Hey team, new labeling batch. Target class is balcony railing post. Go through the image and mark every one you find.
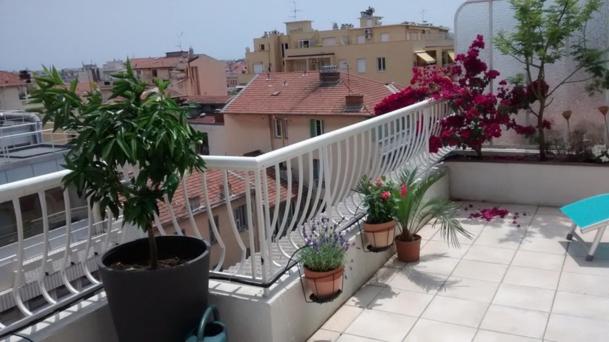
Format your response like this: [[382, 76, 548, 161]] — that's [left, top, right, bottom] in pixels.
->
[[253, 169, 271, 283], [321, 145, 333, 218]]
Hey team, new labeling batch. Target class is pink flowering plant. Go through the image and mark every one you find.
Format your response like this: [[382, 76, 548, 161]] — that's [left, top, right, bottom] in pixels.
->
[[375, 35, 536, 158], [356, 176, 397, 224], [394, 167, 471, 246]]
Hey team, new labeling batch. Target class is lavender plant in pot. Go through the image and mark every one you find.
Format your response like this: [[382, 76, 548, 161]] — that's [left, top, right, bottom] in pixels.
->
[[394, 167, 471, 262], [31, 63, 208, 342], [300, 217, 349, 301], [356, 176, 397, 251]]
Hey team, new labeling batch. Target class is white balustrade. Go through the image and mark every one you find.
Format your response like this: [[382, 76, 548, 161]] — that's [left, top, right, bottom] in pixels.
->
[[0, 99, 451, 335]]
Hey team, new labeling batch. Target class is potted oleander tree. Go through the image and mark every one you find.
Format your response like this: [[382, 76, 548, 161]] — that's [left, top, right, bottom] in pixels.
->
[[394, 167, 471, 262], [356, 176, 397, 250], [300, 217, 349, 301], [31, 62, 209, 342]]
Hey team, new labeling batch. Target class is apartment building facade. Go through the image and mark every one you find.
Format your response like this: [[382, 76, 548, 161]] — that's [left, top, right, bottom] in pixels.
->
[[220, 69, 398, 156], [244, 8, 454, 86], [0, 71, 25, 110], [132, 51, 227, 99]]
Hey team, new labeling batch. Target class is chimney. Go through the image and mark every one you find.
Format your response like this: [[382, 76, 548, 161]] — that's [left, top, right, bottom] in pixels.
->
[[319, 65, 340, 85], [345, 94, 364, 111]]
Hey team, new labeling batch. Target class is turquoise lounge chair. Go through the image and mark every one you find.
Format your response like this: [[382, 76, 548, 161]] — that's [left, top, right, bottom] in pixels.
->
[[561, 193, 609, 261]]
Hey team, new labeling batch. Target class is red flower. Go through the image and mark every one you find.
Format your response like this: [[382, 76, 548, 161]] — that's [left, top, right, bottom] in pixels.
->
[[486, 70, 500, 79], [429, 136, 442, 153], [400, 184, 408, 198], [380, 191, 391, 201]]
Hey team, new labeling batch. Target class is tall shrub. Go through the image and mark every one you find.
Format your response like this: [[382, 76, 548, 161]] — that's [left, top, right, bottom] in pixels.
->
[[495, 0, 609, 160], [31, 62, 206, 269]]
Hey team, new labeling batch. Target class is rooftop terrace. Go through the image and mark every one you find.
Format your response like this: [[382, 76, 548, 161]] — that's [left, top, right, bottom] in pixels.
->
[[310, 202, 609, 342]]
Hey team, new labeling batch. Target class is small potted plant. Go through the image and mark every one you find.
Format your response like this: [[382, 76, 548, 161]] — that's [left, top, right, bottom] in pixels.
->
[[356, 176, 397, 251], [300, 216, 349, 301], [394, 167, 471, 262], [32, 62, 209, 341]]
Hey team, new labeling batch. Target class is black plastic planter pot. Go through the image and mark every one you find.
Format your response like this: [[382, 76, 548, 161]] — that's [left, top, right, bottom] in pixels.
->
[[99, 235, 210, 342]]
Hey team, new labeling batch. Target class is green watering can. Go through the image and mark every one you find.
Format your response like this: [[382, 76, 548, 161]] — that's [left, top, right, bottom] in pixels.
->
[[185, 305, 227, 342]]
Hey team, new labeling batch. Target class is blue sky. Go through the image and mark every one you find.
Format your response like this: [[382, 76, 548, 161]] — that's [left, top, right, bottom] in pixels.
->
[[0, 0, 465, 71]]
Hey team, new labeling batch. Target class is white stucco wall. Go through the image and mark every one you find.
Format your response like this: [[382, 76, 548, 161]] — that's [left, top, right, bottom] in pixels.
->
[[447, 160, 609, 206], [455, 0, 609, 147], [191, 123, 229, 156], [0, 87, 23, 110], [222, 113, 368, 156]]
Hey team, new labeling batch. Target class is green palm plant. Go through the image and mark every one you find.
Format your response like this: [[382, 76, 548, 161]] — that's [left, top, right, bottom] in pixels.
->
[[395, 167, 471, 246]]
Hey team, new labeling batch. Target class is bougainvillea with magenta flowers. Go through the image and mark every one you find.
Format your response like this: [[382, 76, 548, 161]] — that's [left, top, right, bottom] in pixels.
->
[[374, 35, 537, 157]]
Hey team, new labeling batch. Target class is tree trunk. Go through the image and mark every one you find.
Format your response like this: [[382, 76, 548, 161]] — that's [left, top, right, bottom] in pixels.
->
[[147, 226, 159, 269], [474, 147, 483, 159], [537, 101, 547, 161]]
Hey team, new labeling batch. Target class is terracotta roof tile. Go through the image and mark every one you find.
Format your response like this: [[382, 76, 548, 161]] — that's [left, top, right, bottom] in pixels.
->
[[0, 71, 24, 88], [156, 169, 294, 225], [131, 56, 182, 69], [223, 72, 396, 116], [188, 115, 223, 125]]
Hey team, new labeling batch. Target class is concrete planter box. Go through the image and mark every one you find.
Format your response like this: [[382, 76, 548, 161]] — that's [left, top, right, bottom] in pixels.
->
[[446, 160, 609, 206]]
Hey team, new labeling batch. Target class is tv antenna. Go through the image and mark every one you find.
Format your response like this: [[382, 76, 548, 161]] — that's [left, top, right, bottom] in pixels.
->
[[421, 9, 427, 23], [289, 0, 301, 20], [176, 32, 184, 50]]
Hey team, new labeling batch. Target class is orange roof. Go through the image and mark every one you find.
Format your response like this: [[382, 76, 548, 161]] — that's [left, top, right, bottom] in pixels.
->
[[0, 71, 24, 88], [131, 56, 182, 69], [156, 169, 294, 225], [74, 82, 98, 96], [189, 115, 223, 125], [223, 72, 396, 116]]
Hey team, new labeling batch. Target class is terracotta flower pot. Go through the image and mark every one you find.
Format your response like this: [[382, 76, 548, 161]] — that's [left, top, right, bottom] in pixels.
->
[[395, 235, 422, 263], [303, 266, 344, 299], [363, 220, 395, 250]]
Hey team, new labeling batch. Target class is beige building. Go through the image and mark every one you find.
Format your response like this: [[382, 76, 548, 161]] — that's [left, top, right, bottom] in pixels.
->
[[244, 8, 454, 86], [0, 71, 25, 110], [220, 69, 398, 156], [132, 51, 227, 99]]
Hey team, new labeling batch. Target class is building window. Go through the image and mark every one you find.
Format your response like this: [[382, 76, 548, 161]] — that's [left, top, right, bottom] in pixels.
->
[[310, 119, 325, 137], [260, 44, 265, 51], [253, 63, 264, 74], [313, 159, 320, 181], [298, 40, 310, 48], [380, 33, 390, 42], [338, 59, 348, 71], [188, 196, 201, 211], [356, 58, 366, 73], [377, 57, 386, 71], [233, 205, 248, 232], [356, 35, 365, 44], [322, 37, 336, 46], [273, 118, 287, 138], [152, 69, 158, 78], [208, 215, 219, 244]]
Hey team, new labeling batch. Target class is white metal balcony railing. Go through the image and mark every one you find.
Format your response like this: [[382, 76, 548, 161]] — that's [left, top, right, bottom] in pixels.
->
[[0, 122, 73, 162], [0, 99, 450, 336]]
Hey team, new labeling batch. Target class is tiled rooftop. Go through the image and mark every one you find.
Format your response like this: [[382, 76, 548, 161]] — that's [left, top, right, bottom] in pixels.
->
[[0, 71, 23, 88], [223, 72, 398, 116], [309, 202, 609, 342]]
